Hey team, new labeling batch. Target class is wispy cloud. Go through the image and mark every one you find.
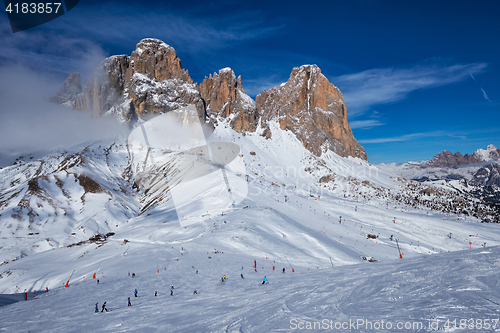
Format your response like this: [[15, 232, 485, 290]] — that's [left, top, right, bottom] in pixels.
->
[[0, 18, 106, 81], [359, 131, 461, 144], [63, 3, 284, 53], [0, 3, 284, 82], [0, 65, 128, 156], [470, 72, 493, 103], [350, 119, 384, 129], [332, 62, 488, 117], [481, 87, 492, 102]]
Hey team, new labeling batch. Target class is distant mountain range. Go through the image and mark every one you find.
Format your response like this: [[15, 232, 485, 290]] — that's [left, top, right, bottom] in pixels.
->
[[379, 144, 500, 204]]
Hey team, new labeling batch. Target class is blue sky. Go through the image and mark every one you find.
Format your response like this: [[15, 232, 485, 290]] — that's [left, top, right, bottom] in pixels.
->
[[1, 0, 499, 163]]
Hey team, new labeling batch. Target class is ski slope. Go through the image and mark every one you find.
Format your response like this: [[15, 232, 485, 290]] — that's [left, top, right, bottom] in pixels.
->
[[2, 245, 500, 332], [1, 114, 500, 331]]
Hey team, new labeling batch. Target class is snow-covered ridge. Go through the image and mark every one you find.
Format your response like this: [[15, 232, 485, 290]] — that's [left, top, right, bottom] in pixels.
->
[[474, 144, 500, 162], [1, 115, 498, 295]]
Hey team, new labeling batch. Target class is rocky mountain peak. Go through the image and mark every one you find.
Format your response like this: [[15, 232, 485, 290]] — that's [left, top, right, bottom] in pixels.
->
[[55, 40, 366, 160], [126, 38, 192, 84], [255, 64, 366, 159], [73, 55, 130, 117], [473, 144, 500, 162], [428, 150, 480, 167], [199, 67, 257, 132], [52, 72, 82, 108], [427, 145, 500, 168]]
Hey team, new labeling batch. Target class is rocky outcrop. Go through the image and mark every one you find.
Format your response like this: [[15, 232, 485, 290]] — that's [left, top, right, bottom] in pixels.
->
[[56, 40, 366, 160], [428, 150, 480, 168], [473, 144, 500, 162], [67, 39, 204, 120], [52, 73, 82, 108], [124, 39, 205, 119], [426, 145, 500, 168], [472, 164, 500, 186], [255, 65, 366, 159], [126, 39, 192, 83], [200, 68, 258, 132], [75, 55, 129, 118]]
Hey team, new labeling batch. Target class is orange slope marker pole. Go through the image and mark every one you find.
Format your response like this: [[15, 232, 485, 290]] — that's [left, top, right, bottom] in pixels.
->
[[93, 263, 101, 279]]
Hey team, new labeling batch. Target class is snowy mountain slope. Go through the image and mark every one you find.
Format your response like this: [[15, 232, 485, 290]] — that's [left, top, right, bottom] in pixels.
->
[[0, 141, 139, 266], [2, 242, 500, 332], [379, 145, 500, 208], [1, 113, 500, 297], [379, 144, 500, 181]]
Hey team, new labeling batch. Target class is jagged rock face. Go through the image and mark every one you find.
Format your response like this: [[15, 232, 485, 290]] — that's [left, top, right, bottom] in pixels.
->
[[69, 39, 204, 120], [472, 164, 500, 186], [428, 150, 480, 168], [57, 41, 366, 160], [473, 144, 500, 162], [200, 68, 258, 132], [126, 38, 192, 83], [52, 73, 82, 108], [75, 55, 130, 118], [124, 39, 205, 119], [255, 65, 366, 159]]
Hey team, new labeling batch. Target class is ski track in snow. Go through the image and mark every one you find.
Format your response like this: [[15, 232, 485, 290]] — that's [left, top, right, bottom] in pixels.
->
[[2, 248, 500, 332], [1, 121, 500, 331]]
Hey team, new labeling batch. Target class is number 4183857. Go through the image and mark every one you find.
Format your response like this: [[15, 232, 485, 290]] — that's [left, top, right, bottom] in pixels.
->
[[5, 3, 61, 14], [444, 318, 499, 330]]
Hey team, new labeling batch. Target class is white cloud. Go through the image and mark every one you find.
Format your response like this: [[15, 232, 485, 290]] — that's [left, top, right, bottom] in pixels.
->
[[359, 131, 458, 144], [481, 87, 492, 102], [350, 119, 384, 129], [0, 65, 128, 157], [332, 62, 488, 117]]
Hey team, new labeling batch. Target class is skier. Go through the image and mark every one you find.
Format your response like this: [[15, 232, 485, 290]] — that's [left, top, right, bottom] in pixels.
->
[[128, 297, 131, 307], [171, 285, 174, 290], [97, 279, 99, 284], [95, 302, 98, 313], [134, 289, 138, 297], [240, 273, 244, 279], [193, 289, 197, 294], [132, 273, 135, 278], [282, 268, 285, 273], [101, 301, 108, 312], [262, 276, 267, 285], [170, 289, 173, 296], [155, 290, 157, 297]]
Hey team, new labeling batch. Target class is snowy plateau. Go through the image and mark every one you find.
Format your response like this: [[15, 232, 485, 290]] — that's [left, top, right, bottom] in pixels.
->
[[1, 115, 500, 332]]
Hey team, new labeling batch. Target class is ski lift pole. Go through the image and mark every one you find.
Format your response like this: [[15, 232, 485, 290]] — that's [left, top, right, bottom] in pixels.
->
[[395, 239, 402, 259], [65, 270, 75, 288], [69, 269, 75, 282], [284, 254, 294, 272]]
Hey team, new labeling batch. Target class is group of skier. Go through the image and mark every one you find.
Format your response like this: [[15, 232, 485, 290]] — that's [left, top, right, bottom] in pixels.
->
[[94, 268, 280, 312], [95, 302, 108, 313]]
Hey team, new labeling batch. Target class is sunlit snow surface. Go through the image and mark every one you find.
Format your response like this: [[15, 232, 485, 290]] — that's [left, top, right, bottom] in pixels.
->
[[2, 246, 500, 332], [1, 112, 500, 332]]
